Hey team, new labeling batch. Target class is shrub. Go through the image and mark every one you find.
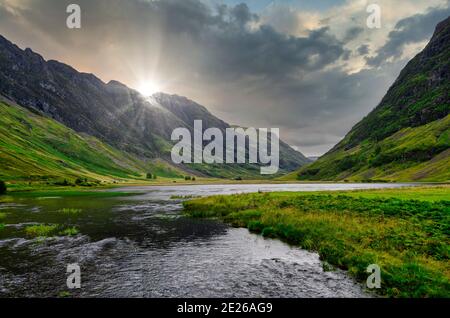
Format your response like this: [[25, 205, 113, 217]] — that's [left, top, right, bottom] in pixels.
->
[[54, 179, 71, 186], [146, 173, 153, 179], [75, 177, 88, 185], [0, 181, 6, 194]]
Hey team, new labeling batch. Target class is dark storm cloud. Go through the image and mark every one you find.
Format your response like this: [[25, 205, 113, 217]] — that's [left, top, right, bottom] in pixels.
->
[[146, 1, 349, 79], [0, 0, 348, 78], [367, 3, 450, 66], [201, 25, 348, 80], [357, 44, 370, 56], [342, 26, 364, 43], [229, 2, 259, 26]]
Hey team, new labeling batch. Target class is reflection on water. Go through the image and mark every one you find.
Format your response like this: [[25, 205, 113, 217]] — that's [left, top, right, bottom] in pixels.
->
[[0, 183, 415, 297]]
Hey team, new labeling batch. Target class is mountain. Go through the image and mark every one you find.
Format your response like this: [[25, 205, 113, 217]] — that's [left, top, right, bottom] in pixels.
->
[[291, 16, 450, 182], [153, 93, 310, 176], [0, 34, 309, 180], [0, 96, 184, 183]]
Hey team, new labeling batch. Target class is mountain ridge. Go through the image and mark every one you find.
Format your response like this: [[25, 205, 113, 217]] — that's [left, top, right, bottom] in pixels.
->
[[0, 34, 309, 179], [290, 16, 449, 182]]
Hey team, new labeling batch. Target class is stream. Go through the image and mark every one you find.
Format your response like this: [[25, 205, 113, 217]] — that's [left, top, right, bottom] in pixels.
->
[[0, 183, 416, 297]]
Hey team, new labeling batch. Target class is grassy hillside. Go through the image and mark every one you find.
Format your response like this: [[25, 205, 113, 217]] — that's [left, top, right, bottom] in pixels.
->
[[289, 17, 450, 182], [0, 101, 183, 183], [0, 34, 309, 179], [183, 186, 450, 297], [286, 115, 449, 182]]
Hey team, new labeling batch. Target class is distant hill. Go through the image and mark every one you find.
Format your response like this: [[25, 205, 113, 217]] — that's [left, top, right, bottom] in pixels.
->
[[0, 35, 309, 180], [291, 16, 450, 182]]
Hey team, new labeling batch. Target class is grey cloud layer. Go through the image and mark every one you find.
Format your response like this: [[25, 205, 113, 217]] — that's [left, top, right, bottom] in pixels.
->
[[367, 2, 450, 66], [0, 0, 447, 155]]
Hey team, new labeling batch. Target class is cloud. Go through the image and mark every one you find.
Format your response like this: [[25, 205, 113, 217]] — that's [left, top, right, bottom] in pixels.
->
[[342, 26, 364, 43], [367, 3, 450, 66], [0, 0, 448, 156], [356, 44, 370, 56]]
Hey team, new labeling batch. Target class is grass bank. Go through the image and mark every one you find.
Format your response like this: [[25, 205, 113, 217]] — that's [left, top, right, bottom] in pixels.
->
[[0, 185, 144, 202], [183, 186, 450, 297]]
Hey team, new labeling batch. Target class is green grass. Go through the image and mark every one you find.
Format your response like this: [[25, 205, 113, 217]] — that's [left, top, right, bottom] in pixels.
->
[[58, 291, 72, 298], [289, 115, 449, 182], [342, 186, 450, 202], [24, 224, 59, 238], [0, 101, 185, 184], [0, 100, 294, 182], [58, 208, 82, 214], [58, 227, 79, 236], [8, 189, 140, 198], [183, 186, 450, 297], [24, 224, 79, 238]]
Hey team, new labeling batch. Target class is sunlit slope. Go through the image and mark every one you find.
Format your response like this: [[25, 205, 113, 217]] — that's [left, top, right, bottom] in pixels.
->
[[0, 101, 181, 182]]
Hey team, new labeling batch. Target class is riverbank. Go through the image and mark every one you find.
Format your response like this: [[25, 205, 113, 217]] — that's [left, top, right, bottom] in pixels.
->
[[183, 185, 450, 297], [6, 177, 447, 195]]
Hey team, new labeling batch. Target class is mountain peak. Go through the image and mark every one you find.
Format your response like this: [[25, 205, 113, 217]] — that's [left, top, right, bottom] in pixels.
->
[[434, 15, 450, 36]]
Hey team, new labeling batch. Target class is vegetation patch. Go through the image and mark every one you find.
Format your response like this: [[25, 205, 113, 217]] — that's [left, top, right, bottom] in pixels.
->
[[292, 114, 450, 182], [0, 180, 6, 194], [58, 208, 83, 214], [24, 224, 79, 238], [24, 224, 59, 238], [183, 187, 450, 297], [58, 227, 79, 236], [9, 190, 140, 198], [170, 195, 199, 199]]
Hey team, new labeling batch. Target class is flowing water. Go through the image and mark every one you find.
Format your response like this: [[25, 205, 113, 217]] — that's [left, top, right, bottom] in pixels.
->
[[0, 183, 416, 298]]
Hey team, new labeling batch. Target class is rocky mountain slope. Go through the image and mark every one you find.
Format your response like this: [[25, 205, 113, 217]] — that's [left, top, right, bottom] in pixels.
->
[[0, 35, 309, 179], [291, 16, 450, 182]]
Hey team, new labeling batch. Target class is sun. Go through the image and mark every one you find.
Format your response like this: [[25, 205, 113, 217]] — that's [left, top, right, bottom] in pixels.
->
[[137, 81, 160, 96]]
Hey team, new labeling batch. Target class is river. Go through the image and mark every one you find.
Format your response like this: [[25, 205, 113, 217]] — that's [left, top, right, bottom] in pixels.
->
[[0, 183, 416, 297]]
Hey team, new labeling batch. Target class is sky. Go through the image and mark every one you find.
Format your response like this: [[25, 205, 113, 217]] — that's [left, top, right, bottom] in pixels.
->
[[0, 0, 449, 156]]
